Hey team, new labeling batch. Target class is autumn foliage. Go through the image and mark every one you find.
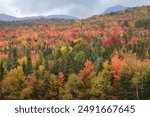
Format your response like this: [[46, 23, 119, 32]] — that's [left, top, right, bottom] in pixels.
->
[[0, 5, 150, 100], [112, 55, 122, 81]]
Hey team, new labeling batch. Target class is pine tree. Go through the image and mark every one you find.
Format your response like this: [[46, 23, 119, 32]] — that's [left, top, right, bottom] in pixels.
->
[[25, 46, 33, 76], [22, 62, 26, 74], [7, 43, 13, 71], [95, 56, 103, 75], [0, 62, 4, 80], [13, 47, 19, 69], [44, 56, 49, 71], [74, 51, 85, 73]]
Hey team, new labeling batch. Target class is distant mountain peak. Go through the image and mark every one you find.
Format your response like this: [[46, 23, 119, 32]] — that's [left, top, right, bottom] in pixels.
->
[[103, 4, 127, 14]]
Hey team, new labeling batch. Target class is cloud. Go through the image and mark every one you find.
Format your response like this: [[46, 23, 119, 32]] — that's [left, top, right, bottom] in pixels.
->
[[0, 0, 150, 18], [9, 0, 100, 18]]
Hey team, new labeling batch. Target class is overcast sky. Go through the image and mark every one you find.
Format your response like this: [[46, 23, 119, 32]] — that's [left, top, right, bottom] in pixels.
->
[[0, 0, 150, 18]]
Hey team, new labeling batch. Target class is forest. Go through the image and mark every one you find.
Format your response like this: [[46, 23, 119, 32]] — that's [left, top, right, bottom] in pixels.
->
[[0, 6, 150, 100]]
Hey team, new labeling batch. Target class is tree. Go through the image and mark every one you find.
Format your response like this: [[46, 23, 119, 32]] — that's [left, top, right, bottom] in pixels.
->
[[78, 60, 95, 99], [131, 61, 150, 100], [122, 20, 129, 27], [95, 56, 103, 75], [112, 55, 121, 82], [7, 43, 13, 71], [131, 71, 141, 100], [2, 66, 25, 99], [119, 53, 141, 99], [44, 56, 49, 71], [79, 60, 94, 77], [44, 74, 60, 99], [21, 73, 45, 99], [0, 62, 4, 99], [58, 72, 65, 86], [59, 74, 84, 99], [60, 45, 74, 78], [135, 19, 150, 29], [74, 51, 85, 73], [0, 62, 4, 80], [25, 46, 33, 76], [13, 47, 19, 69], [90, 61, 113, 99], [7, 45, 19, 71], [44, 47, 51, 71], [141, 62, 150, 99]]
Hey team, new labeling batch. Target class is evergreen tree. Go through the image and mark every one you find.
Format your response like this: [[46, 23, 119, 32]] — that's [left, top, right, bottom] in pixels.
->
[[74, 51, 85, 73], [0, 62, 4, 80], [7, 43, 13, 71], [25, 46, 33, 76], [13, 47, 19, 69], [44, 56, 49, 71], [95, 56, 103, 75], [22, 62, 26, 74]]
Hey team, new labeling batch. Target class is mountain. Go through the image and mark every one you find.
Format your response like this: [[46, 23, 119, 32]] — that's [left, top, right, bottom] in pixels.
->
[[0, 14, 78, 21], [103, 5, 127, 14], [0, 13, 19, 21], [46, 15, 78, 20], [20, 15, 78, 21]]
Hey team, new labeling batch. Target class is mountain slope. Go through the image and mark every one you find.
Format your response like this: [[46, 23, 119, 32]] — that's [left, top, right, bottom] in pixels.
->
[[0, 13, 19, 21], [103, 5, 127, 14]]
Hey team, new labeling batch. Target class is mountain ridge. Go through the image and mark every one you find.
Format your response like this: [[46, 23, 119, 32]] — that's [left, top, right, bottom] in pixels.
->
[[0, 14, 79, 21]]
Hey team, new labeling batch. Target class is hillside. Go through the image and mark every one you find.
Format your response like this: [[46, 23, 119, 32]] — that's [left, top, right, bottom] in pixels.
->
[[82, 5, 150, 26], [0, 5, 150, 100]]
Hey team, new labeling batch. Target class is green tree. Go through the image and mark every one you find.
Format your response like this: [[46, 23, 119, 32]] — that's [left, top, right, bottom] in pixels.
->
[[74, 51, 86, 73], [44, 56, 49, 71], [0, 62, 4, 99], [0, 62, 4, 80], [90, 61, 113, 99], [13, 47, 19, 69], [25, 46, 33, 76], [95, 56, 103, 75], [7, 43, 13, 71]]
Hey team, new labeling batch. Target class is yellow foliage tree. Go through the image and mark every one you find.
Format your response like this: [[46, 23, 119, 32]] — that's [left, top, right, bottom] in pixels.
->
[[59, 74, 84, 100], [2, 66, 26, 99]]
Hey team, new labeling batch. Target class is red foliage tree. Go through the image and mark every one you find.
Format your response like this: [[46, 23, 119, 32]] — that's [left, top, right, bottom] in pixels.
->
[[112, 55, 122, 82], [79, 60, 94, 77], [128, 37, 138, 44], [18, 51, 25, 59]]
